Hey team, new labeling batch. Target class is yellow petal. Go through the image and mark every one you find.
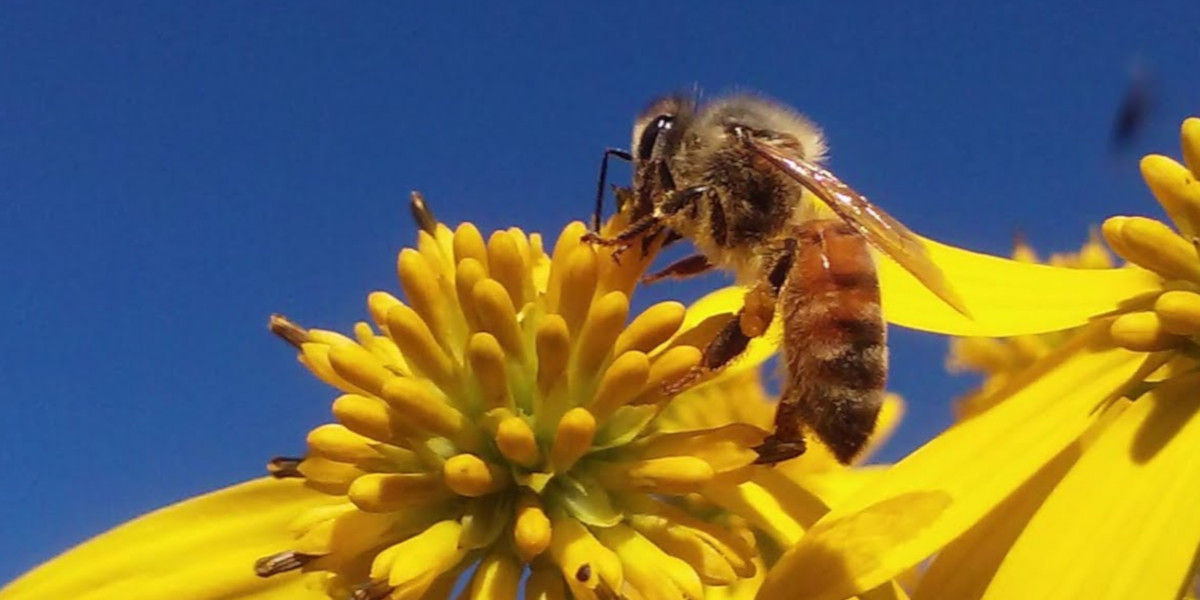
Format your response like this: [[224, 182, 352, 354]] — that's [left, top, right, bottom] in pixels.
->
[[0, 479, 340, 600], [758, 325, 1146, 600], [913, 444, 1081, 600], [981, 372, 1200, 600], [691, 240, 1163, 340], [879, 235, 1164, 335]]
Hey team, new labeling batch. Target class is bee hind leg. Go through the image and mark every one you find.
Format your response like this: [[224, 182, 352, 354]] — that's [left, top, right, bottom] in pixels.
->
[[660, 250, 789, 395], [641, 254, 714, 284], [753, 434, 807, 465]]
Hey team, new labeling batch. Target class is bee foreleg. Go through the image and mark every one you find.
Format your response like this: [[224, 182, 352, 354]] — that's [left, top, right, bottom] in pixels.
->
[[582, 214, 664, 262], [591, 147, 633, 231], [641, 254, 714, 284]]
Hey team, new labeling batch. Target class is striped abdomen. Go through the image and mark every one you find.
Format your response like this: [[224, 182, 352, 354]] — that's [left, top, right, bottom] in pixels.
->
[[775, 218, 887, 464]]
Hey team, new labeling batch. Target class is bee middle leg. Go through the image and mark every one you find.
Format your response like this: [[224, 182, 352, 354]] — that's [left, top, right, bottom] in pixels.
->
[[641, 254, 714, 284], [662, 238, 797, 396]]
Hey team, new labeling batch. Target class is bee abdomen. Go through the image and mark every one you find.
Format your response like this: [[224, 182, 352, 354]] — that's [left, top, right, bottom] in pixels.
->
[[778, 220, 887, 464]]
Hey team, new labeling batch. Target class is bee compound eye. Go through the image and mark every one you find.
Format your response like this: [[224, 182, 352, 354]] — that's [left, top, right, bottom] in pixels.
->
[[636, 115, 675, 160]]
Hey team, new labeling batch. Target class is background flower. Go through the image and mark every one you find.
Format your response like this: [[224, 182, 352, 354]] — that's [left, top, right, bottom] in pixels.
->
[[760, 118, 1200, 600]]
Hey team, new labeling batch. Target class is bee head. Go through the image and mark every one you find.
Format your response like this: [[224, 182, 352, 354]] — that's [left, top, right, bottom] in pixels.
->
[[631, 94, 697, 163]]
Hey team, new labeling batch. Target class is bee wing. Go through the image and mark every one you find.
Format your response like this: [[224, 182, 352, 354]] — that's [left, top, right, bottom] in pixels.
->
[[747, 138, 972, 317]]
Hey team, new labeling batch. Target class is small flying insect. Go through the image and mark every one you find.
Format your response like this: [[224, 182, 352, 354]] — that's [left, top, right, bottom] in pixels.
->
[[586, 93, 969, 464]]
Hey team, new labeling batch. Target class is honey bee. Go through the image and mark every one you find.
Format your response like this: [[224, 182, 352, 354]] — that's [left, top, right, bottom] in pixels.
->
[[587, 93, 969, 464]]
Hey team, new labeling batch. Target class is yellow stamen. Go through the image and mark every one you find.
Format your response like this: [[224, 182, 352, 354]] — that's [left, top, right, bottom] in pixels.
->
[[331, 393, 415, 444], [573, 291, 630, 376], [397, 248, 451, 344], [468, 550, 522, 599], [594, 456, 715, 494], [632, 346, 703, 405], [1110, 311, 1184, 351], [589, 351, 651, 421], [378, 378, 474, 448], [299, 343, 362, 395], [545, 221, 589, 312], [372, 520, 466, 592], [306, 424, 380, 464], [1104, 216, 1200, 281], [557, 246, 599, 334], [548, 515, 624, 594], [536, 315, 571, 394], [550, 407, 596, 472], [1155, 290, 1200, 336], [1141, 154, 1200, 237], [468, 332, 511, 410], [327, 343, 394, 396], [367, 291, 402, 333], [488, 230, 528, 307], [347, 473, 448, 512], [613, 301, 687, 356], [453, 222, 490, 270], [443, 453, 511, 497], [384, 303, 457, 387], [633, 424, 766, 474], [514, 491, 553, 561], [473, 278, 526, 361], [297, 456, 366, 494], [1183, 118, 1200, 174], [527, 564, 567, 600], [593, 524, 704, 600], [455, 257, 488, 331], [495, 415, 541, 468]]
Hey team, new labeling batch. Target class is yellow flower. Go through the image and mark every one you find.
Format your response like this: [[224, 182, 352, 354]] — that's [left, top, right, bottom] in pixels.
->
[[759, 118, 1200, 600], [249, 215, 783, 599], [0, 203, 786, 600]]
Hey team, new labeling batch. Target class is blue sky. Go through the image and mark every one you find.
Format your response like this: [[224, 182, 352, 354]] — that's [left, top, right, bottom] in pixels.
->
[[3, 1, 1198, 582]]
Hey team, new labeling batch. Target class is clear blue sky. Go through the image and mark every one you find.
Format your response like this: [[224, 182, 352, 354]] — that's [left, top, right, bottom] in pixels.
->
[[3, 1, 1198, 581]]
